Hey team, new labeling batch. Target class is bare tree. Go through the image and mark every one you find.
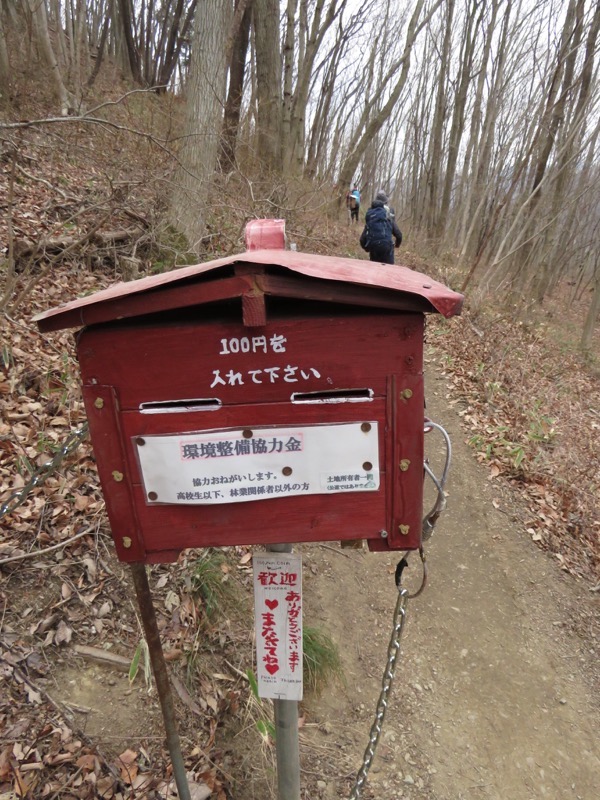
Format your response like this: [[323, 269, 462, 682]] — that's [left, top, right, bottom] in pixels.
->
[[0, 2, 10, 91], [220, 0, 253, 170], [423, 0, 454, 241], [253, 0, 283, 170], [436, 0, 481, 243], [337, 0, 443, 203], [503, 0, 583, 297], [283, 0, 345, 174], [170, 0, 232, 251], [581, 258, 600, 354], [26, 0, 76, 114], [533, 0, 600, 302], [113, 0, 198, 89]]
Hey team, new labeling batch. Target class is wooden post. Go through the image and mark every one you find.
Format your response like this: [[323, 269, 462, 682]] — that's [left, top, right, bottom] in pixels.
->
[[130, 563, 191, 800]]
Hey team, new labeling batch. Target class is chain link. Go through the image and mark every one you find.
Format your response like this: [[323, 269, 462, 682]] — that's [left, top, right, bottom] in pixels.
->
[[349, 586, 409, 800], [0, 423, 89, 520], [347, 420, 451, 797]]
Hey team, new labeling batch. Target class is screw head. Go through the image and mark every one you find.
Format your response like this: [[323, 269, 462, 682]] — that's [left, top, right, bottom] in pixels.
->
[[112, 470, 124, 482], [380, 530, 389, 538], [94, 397, 104, 409], [400, 459, 411, 472], [148, 491, 158, 501], [136, 437, 146, 446], [361, 422, 372, 433], [402, 389, 413, 400], [122, 537, 132, 549], [399, 524, 410, 536], [282, 466, 293, 476]]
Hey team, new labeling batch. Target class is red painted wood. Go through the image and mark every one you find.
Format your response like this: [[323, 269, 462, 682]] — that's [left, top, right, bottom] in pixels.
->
[[81, 385, 146, 562], [34, 246, 463, 332], [76, 311, 425, 560], [242, 292, 267, 327], [245, 219, 286, 250], [120, 400, 396, 555], [255, 273, 432, 314], [36, 275, 252, 332], [389, 372, 424, 551], [34, 226, 459, 562], [76, 313, 423, 410]]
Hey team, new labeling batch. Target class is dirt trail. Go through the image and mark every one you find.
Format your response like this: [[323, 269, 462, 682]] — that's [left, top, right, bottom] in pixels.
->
[[301, 355, 600, 800], [46, 351, 599, 800]]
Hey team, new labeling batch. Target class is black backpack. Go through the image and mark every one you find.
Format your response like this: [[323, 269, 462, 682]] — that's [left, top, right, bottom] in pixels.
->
[[364, 206, 391, 247]]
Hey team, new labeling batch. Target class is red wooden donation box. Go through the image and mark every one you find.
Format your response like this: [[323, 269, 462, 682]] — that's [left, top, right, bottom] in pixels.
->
[[35, 220, 463, 563]]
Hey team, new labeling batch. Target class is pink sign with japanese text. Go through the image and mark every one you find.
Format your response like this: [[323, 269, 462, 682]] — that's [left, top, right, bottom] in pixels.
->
[[253, 553, 303, 700]]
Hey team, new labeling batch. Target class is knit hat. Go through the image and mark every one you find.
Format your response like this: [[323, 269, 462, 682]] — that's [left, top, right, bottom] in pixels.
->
[[375, 190, 388, 203]]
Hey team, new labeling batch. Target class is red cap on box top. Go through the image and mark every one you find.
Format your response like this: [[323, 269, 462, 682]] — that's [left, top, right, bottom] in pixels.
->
[[245, 219, 286, 250]]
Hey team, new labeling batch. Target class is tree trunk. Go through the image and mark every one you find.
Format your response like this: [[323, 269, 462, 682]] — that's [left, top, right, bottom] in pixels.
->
[[118, 0, 143, 83], [581, 266, 600, 355], [253, 0, 283, 171], [456, 0, 502, 256], [424, 0, 454, 241], [534, 0, 600, 303], [504, 0, 580, 300], [170, 0, 232, 252], [437, 0, 479, 242], [87, 2, 111, 88], [286, 0, 341, 175], [157, 0, 199, 90], [281, 0, 298, 168], [337, 0, 443, 202], [220, 0, 252, 170], [28, 0, 75, 115], [0, 4, 10, 91], [305, 35, 345, 179]]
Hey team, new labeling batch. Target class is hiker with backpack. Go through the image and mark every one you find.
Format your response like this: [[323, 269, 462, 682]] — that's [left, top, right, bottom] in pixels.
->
[[359, 190, 402, 264], [346, 185, 361, 223]]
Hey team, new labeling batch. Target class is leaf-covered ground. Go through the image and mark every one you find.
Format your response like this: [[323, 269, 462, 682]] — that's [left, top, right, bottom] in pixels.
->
[[431, 300, 599, 583], [1, 98, 599, 798]]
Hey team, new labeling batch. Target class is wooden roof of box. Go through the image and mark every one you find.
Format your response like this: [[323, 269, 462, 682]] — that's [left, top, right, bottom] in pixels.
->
[[34, 224, 463, 333]]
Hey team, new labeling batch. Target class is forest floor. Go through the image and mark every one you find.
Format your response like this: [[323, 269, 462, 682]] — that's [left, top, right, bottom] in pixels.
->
[[1, 108, 599, 798], [1, 231, 599, 800], [297, 360, 600, 800]]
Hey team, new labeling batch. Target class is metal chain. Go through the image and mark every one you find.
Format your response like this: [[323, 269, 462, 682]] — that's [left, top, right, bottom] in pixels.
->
[[349, 584, 409, 800], [0, 423, 89, 520], [347, 419, 450, 798]]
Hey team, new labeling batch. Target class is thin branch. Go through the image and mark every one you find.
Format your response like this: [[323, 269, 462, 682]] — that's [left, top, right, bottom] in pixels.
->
[[0, 527, 94, 566], [84, 87, 168, 117], [15, 163, 78, 201], [8, 211, 113, 313]]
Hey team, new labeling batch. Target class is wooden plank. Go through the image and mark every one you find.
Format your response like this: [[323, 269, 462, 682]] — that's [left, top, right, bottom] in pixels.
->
[[35, 251, 463, 334], [256, 272, 435, 313], [81, 385, 146, 562], [242, 292, 267, 326], [76, 309, 427, 560], [37, 274, 252, 332], [77, 313, 423, 410], [118, 400, 391, 555]]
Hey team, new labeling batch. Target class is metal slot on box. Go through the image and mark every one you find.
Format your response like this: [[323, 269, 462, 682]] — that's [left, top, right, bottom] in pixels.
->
[[139, 398, 222, 414], [291, 388, 373, 404]]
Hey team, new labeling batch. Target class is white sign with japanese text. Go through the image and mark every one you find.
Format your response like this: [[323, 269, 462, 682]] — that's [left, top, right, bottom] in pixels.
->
[[253, 553, 303, 700], [135, 422, 379, 505]]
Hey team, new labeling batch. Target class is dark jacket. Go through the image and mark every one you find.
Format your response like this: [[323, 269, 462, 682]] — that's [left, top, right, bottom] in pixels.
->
[[359, 200, 402, 251]]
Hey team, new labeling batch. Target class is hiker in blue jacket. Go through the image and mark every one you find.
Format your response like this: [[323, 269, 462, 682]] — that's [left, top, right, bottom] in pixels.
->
[[346, 185, 361, 223], [359, 190, 402, 264]]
